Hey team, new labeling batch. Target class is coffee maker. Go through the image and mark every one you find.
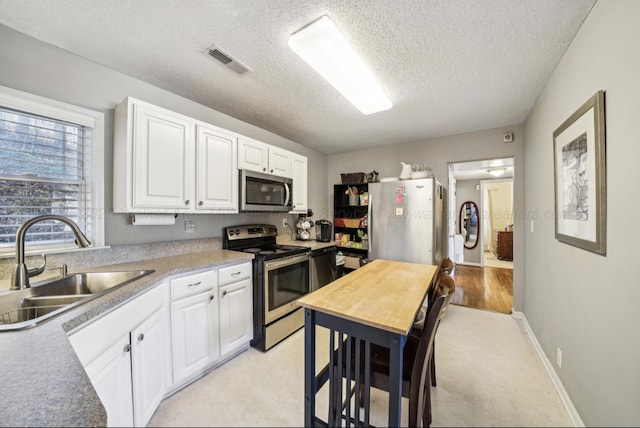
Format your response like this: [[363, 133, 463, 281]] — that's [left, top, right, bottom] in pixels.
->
[[315, 220, 332, 242]]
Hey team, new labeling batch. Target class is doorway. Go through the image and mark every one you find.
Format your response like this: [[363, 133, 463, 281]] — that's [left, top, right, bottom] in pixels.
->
[[447, 158, 514, 314], [481, 179, 513, 269]]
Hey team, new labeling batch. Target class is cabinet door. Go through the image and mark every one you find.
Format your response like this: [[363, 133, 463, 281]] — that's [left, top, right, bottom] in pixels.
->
[[219, 277, 252, 357], [132, 102, 194, 210], [84, 334, 134, 428], [238, 136, 268, 173], [131, 309, 168, 428], [289, 153, 307, 214], [171, 290, 220, 386], [196, 123, 238, 212], [268, 146, 293, 178]]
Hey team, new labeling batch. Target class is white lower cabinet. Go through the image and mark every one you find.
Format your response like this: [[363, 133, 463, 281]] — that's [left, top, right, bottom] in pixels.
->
[[218, 262, 253, 358], [168, 263, 252, 390], [67, 262, 253, 426], [169, 269, 220, 387], [68, 284, 169, 428], [83, 333, 134, 427]]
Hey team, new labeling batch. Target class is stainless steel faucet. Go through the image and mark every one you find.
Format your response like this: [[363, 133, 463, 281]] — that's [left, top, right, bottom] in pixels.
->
[[10, 215, 91, 290]]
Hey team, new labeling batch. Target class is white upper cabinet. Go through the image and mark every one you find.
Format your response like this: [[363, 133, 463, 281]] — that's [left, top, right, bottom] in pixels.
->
[[114, 98, 195, 212], [289, 153, 308, 214], [238, 135, 292, 178], [113, 97, 239, 213], [196, 123, 238, 212]]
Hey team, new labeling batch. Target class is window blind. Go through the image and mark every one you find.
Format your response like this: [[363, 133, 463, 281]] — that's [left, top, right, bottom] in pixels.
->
[[0, 107, 92, 246]]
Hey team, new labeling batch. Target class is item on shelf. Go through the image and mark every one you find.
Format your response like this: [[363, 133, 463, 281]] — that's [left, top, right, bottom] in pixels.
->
[[359, 192, 369, 205], [343, 218, 362, 228], [366, 171, 379, 182], [341, 172, 366, 184]]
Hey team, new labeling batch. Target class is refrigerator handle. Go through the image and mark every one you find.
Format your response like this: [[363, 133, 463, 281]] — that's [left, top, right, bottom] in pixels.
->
[[368, 193, 372, 255]]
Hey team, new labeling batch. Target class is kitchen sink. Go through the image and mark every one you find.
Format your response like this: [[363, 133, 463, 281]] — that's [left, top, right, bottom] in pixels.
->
[[0, 269, 155, 330]]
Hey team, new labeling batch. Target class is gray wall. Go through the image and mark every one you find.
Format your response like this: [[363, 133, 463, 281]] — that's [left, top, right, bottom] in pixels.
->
[[328, 126, 525, 310], [523, 1, 640, 425], [0, 25, 329, 246]]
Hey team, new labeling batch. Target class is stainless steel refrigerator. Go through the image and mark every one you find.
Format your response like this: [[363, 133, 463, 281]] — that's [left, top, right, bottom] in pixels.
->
[[367, 177, 447, 265]]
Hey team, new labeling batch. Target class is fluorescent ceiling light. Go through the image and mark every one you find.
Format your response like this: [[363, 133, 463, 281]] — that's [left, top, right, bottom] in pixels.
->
[[487, 168, 507, 177], [288, 16, 392, 115]]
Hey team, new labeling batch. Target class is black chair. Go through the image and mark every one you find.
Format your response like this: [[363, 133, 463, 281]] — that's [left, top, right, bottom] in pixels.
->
[[331, 272, 456, 427], [412, 257, 455, 387]]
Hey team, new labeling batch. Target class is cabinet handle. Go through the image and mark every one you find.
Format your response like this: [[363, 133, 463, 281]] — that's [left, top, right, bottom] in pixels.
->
[[188, 281, 202, 288], [199, 201, 203, 206], [123, 343, 131, 353], [185, 200, 190, 205], [209, 295, 214, 301], [138, 333, 144, 342], [231, 272, 241, 277], [222, 290, 228, 297], [262, 167, 266, 172], [270, 169, 274, 173]]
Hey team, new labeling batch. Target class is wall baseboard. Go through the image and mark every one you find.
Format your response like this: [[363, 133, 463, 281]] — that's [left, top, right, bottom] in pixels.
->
[[511, 311, 584, 427]]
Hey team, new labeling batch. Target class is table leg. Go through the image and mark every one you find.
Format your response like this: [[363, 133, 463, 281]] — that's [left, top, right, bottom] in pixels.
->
[[388, 333, 404, 427], [304, 308, 316, 427]]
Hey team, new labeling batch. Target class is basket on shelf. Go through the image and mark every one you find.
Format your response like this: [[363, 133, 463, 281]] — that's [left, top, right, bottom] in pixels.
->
[[341, 172, 366, 184], [342, 218, 362, 228]]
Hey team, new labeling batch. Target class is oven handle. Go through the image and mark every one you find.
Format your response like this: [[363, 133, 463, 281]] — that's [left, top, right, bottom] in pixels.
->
[[264, 252, 310, 270]]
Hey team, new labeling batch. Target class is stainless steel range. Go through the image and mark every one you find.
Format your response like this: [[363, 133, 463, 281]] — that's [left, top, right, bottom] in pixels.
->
[[223, 224, 311, 351]]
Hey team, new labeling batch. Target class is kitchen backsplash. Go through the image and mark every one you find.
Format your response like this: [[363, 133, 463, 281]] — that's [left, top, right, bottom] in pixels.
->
[[0, 238, 222, 291]]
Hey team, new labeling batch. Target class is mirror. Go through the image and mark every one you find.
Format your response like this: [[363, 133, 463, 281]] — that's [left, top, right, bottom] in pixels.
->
[[459, 201, 479, 249]]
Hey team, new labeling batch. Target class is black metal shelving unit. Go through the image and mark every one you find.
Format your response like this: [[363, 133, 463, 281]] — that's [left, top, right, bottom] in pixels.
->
[[333, 183, 368, 272]]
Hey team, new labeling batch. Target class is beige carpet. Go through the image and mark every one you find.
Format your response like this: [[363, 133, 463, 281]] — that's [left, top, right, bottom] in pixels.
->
[[149, 305, 572, 427]]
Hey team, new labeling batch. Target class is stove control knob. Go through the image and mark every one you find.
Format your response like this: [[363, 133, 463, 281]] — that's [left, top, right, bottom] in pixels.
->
[[229, 230, 234, 236], [235, 229, 240, 236]]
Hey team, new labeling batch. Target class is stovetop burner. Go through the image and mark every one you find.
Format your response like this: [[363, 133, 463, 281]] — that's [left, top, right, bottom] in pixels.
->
[[224, 224, 310, 261], [243, 248, 262, 254]]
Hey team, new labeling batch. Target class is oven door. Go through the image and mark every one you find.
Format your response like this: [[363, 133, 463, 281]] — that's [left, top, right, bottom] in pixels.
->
[[263, 253, 310, 324], [241, 169, 293, 212]]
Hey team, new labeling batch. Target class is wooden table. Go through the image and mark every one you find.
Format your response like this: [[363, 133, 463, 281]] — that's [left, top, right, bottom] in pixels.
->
[[297, 259, 437, 427]]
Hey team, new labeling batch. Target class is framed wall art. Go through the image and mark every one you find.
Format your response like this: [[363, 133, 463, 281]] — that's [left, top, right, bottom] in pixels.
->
[[553, 90, 606, 255]]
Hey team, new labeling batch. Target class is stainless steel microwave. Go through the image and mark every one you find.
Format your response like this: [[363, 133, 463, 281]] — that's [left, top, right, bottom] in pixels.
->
[[240, 169, 293, 212]]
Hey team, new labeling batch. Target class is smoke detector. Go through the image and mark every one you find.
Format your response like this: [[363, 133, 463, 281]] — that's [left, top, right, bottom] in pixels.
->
[[203, 44, 252, 75]]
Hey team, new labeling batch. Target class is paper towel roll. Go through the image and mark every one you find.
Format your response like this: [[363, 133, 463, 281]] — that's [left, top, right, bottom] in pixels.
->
[[131, 214, 176, 226]]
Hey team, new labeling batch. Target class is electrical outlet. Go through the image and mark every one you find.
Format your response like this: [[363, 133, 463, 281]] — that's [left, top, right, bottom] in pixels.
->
[[282, 218, 288, 227], [530, 220, 535, 233], [556, 347, 562, 368], [185, 219, 196, 233]]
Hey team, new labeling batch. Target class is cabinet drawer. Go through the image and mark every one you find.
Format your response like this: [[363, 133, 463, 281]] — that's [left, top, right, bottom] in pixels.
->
[[170, 270, 216, 300], [219, 262, 252, 286]]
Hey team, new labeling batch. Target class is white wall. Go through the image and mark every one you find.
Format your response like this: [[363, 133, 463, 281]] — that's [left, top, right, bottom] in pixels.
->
[[523, 0, 640, 425], [0, 25, 329, 245], [328, 126, 525, 309]]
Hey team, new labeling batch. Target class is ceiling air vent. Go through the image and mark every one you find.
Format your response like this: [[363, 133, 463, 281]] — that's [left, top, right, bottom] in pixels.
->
[[203, 44, 252, 75]]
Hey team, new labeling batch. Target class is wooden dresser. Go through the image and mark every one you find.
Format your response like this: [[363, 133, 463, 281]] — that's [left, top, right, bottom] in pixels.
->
[[493, 230, 513, 260]]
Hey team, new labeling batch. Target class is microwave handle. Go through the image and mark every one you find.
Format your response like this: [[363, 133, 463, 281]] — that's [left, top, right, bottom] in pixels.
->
[[284, 182, 291, 206]]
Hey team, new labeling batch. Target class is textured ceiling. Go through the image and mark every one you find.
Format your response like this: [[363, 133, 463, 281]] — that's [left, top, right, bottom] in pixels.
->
[[0, 0, 596, 155]]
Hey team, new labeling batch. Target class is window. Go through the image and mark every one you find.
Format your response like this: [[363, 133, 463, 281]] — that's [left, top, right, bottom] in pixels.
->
[[0, 85, 104, 255]]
